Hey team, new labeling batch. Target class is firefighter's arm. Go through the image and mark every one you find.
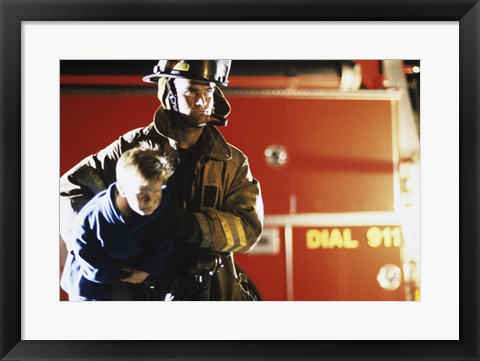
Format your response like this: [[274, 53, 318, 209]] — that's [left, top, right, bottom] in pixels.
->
[[60, 139, 124, 246], [194, 158, 264, 254]]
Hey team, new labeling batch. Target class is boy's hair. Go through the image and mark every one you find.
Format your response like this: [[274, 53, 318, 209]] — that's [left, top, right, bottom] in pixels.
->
[[116, 142, 174, 185]]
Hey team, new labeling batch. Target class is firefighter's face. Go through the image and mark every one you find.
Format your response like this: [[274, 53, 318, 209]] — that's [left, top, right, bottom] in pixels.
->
[[118, 175, 166, 216], [174, 78, 215, 126]]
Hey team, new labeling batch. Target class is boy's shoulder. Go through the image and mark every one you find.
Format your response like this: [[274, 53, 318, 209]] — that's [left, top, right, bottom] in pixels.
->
[[75, 184, 117, 229]]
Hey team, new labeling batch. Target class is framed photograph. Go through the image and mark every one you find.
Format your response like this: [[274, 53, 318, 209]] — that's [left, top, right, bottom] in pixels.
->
[[1, 1, 478, 360]]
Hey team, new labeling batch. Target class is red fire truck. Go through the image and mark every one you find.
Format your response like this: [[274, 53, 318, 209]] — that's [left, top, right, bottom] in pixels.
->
[[60, 60, 420, 301]]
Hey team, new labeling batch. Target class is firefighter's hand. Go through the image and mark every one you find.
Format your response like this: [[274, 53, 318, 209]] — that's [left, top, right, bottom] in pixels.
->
[[120, 268, 150, 284], [149, 204, 201, 245]]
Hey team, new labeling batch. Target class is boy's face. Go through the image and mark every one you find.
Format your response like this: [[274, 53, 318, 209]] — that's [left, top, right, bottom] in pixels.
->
[[118, 175, 166, 216]]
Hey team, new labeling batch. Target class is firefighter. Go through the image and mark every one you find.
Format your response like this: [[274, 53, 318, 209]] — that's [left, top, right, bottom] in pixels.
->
[[60, 60, 264, 300]]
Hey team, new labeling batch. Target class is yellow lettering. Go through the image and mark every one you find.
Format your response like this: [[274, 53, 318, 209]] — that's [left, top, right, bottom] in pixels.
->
[[383, 227, 392, 247], [343, 228, 359, 248], [392, 227, 402, 247], [309, 227, 403, 250], [367, 227, 382, 248], [367, 226, 402, 248], [320, 229, 329, 248], [306, 229, 321, 249], [307, 228, 366, 250], [328, 228, 343, 249]]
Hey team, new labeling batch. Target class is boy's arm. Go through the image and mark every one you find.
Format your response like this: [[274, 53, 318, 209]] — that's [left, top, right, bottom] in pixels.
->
[[130, 239, 175, 278], [72, 225, 127, 284]]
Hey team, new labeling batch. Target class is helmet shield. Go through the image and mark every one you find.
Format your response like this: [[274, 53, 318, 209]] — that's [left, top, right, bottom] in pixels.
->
[[144, 60, 231, 86]]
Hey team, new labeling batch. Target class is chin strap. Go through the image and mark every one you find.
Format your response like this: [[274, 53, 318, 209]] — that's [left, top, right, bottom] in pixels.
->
[[165, 79, 179, 113], [176, 113, 228, 129], [208, 114, 228, 127]]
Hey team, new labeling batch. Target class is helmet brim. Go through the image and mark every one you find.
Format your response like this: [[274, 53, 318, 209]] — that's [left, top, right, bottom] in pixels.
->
[[142, 73, 228, 87]]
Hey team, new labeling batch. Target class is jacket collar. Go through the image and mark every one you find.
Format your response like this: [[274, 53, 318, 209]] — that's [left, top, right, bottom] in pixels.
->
[[150, 107, 232, 161]]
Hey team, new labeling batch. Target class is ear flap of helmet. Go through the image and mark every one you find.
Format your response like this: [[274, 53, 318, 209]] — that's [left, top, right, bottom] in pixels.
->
[[157, 78, 171, 110], [213, 87, 230, 118]]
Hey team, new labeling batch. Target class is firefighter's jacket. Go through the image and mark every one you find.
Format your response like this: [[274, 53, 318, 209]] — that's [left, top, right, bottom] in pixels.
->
[[60, 107, 264, 300]]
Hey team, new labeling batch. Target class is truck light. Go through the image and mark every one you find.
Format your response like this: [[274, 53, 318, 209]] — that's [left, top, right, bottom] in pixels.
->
[[264, 145, 288, 167], [377, 264, 402, 291]]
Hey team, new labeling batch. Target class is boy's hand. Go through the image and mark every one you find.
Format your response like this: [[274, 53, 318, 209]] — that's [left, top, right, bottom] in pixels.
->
[[121, 268, 150, 284]]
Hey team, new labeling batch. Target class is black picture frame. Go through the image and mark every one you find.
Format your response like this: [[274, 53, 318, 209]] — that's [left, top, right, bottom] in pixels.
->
[[1, 1, 478, 360]]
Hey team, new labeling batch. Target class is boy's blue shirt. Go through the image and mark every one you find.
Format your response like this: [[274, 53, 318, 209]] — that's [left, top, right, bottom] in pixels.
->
[[61, 182, 173, 300]]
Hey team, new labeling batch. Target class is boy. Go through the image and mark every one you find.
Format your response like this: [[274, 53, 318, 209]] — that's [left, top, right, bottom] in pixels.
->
[[61, 143, 175, 301]]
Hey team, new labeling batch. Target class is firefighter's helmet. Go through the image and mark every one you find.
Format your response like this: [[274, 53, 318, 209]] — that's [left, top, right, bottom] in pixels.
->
[[143, 60, 231, 86], [145, 60, 232, 127]]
